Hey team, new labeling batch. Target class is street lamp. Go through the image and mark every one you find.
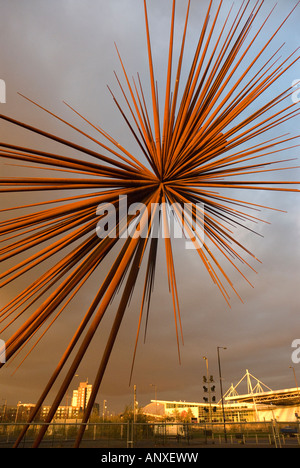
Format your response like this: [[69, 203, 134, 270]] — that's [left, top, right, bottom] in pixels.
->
[[217, 346, 227, 443], [66, 373, 79, 420], [102, 400, 107, 421], [133, 385, 137, 423], [150, 383, 157, 415], [15, 401, 21, 424]]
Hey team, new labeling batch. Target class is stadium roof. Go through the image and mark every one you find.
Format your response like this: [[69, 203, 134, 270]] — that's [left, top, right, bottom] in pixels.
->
[[224, 370, 300, 406], [225, 387, 300, 406]]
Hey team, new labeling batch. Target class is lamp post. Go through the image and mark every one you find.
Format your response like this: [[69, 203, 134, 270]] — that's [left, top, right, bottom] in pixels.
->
[[289, 366, 300, 416], [15, 401, 21, 424], [289, 365, 299, 391], [66, 373, 79, 421], [133, 385, 137, 423], [217, 346, 227, 443], [150, 383, 157, 415], [102, 399, 107, 421], [203, 357, 212, 425]]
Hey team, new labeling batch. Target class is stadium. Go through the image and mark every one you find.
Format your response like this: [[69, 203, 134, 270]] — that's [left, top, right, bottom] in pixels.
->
[[143, 370, 300, 423]]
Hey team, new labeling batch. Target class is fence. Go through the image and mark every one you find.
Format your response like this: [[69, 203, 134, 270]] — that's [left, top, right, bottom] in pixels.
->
[[0, 420, 299, 448]]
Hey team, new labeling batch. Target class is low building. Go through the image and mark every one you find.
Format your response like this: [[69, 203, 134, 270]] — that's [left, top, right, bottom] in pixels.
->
[[143, 370, 300, 423], [40, 405, 81, 421], [143, 399, 260, 422]]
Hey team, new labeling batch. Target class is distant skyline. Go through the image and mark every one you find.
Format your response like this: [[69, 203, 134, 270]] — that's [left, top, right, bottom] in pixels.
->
[[0, 0, 299, 415]]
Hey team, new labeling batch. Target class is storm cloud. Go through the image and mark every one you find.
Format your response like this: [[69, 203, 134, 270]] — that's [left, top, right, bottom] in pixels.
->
[[0, 0, 299, 413]]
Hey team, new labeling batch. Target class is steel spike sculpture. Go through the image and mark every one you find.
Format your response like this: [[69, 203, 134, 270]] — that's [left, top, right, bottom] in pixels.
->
[[0, 0, 299, 447]]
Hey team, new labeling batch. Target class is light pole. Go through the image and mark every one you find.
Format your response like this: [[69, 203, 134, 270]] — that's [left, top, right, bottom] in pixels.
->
[[289, 365, 299, 391], [289, 366, 300, 416], [150, 383, 157, 415], [133, 385, 137, 423], [217, 346, 227, 443], [102, 399, 107, 422], [66, 373, 79, 421], [15, 401, 21, 424], [1, 399, 7, 422], [203, 357, 212, 425]]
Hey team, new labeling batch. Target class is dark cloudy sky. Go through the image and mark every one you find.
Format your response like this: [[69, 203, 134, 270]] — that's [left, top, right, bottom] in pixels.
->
[[0, 0, 299, 414]]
